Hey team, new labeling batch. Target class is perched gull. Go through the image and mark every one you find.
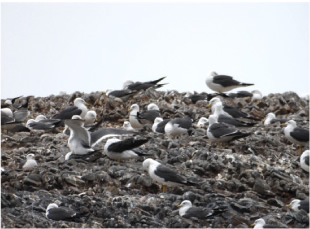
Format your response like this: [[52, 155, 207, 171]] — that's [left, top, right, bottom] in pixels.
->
[[264, 112, 286, 126], [123, 76, 167, 91], [26, 115, 61, 131], [178, 200, 213, 219], [282, 120, 309, 154], [22, 154, 38, 170], [152, 117, 170, 134], [207, 115, 251, 144], [104, 137, 149, 162], [300, 150, 309, 172], [164, 117, 193, 137], [53, 97, 88, 120], [206, 71, 254, 93], [105, 89, 137, 101], [288, 199, 309, 213], [138, 103, 161, 125], [251, 90, 263, 101], [128, 104, 144, 129], [2, 95, 23, 108], [208, 97, 260, 121], [250, 218, 282, 229], [184, 92, 212, 104], [142, 158, 195, 193], [46, 203, 76, 221], [1, 108, 15, 124], [211, 102, 255, 127], [196, 117, 209, 128], [123, 121, 135, 131], [84, 110, 97, 125]]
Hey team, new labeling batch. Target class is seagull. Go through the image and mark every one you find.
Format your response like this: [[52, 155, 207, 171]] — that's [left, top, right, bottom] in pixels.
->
[[128, 104, 144, 129], [64, 116, 95, 157], [206, 71, 254, 93], [53, 97, 88, 121], [22, 154, 38, 170], [164, 117, 193, 137], [251, 90, 263, 101], [152, 117, 170, 134], [250, 218, 282, 229], [178, 200, 214, 219], [282, 120, 309, 154], [122, 121, 135, 131], [105, 89, 137, 101], [123, 76, 167, 91], [142, 158, 195, 193], [84, 110, 97, 125], [208, 97, 260, 121], [104, 137, 149, 162], [210, 102, 255, 127], [207, 115, 251, 145], [46, 203, 76, 221], [26, 115, 61, 131], [288, 199, 309, 213], [196, 117, 209, 128], [228, 90, 253, 98], [137, 103, 161, 126], [1, 108, 15, 124], [300, 150, 309, 172], [264, 113, 286, 126]]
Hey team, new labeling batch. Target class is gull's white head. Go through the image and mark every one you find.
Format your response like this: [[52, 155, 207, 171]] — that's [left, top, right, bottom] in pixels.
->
[[264, 113, 276, 126], [142, 158, 159, 170], [178, 200, 192, 208], [35, 115, 47, 121], [123, 80, 134, 90], [85, 111, 97, 124], [153, 117, 163, 125], [210, 71, 218, 77], [129, 104, 140, 112], [147, 103, 160, 111], [289, 199, 301, 211], [252, 218, 266, 228], [74, 98, 86, 106], [208, 97, 222, 107], [26, 154, 35, 160]]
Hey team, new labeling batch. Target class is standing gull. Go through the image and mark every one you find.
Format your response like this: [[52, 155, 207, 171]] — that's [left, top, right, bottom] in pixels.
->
[[282, 120, 309, 154], [104, 137, 149, 162], [142, 158, 195, 193], [208, 97, 259, 121], [207, 115, 251, 144], [128, 104, 144, 129], [206, 71, 254, 93]]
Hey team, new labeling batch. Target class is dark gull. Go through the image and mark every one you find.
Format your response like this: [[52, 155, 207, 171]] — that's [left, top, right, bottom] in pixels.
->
[[104, 137, 149, 162], [178, 200, 213, 219], [251, 218, 282, 229], [53, 97, 88, 120], [123, 76, 167, 91], [152, 117, 170, 134], [46, 203, 76, 221], [300, 150, 309, 172], [142, 158, 195, 193], [164, 117, 193, 137], [282, 120, 309, 154], [206, 71, 254, 93], [209, 97, 260, 121], [128, 104, 144, 129], [264, 112, 286, 126], [288, 199, 309, 213], [207, 115, 251, 144], [26, 115, 61, 130]]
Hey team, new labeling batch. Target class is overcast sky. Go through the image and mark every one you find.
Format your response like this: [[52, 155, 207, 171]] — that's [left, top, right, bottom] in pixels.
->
[[1, 2, 309, 99]]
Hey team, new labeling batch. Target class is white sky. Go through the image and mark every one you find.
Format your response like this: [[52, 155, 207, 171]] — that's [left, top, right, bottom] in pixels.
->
[[1, 2, 309, 99]]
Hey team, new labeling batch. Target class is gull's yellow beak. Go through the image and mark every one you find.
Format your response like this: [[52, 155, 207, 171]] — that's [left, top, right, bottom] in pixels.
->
[[128, 109, 132, 112], [250, 223, 255, 227], [281, 123, 287, 127], [177, 204, 181, 208], [287, 204, 291, 208], [207, 104, 212, 108]]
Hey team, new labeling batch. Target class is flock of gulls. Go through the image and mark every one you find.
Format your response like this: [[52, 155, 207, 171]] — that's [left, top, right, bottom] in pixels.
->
[[1, 72, 309, 227]]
